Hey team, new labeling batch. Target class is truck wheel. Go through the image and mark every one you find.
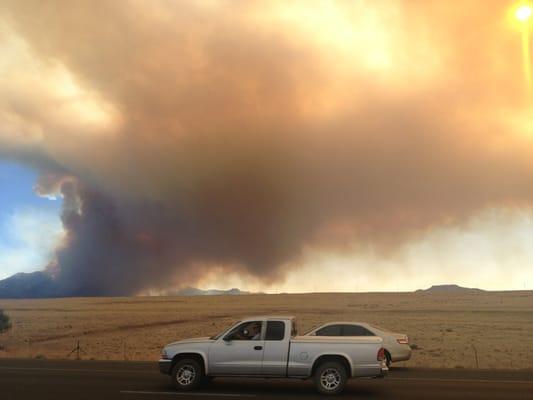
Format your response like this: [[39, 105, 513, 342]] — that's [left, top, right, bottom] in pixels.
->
[[171, 359, 204, 391], [314, 361, 348, 395]]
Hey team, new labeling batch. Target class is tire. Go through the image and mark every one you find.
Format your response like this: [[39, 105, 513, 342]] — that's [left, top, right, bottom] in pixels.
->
[[171, 358, 204, 391], [385, 351, 392, 368], [313, 361, 348, 395]]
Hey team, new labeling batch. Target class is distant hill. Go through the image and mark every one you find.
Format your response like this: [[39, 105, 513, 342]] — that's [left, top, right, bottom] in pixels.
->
[[416, 284, 485, 294], [0, 273, 487, 299], [0, 271, 252, 298], [0, 271, 61, 298], [163, 287, 250, 296]]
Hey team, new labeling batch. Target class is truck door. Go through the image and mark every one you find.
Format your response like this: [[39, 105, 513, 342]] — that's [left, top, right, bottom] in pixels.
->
[[261, 320, 290, 376], [209, 320, 265, 375]]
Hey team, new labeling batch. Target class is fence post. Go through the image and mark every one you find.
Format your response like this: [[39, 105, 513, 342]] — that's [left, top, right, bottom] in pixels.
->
[[472, 344, 479, 368], [67, 339, 86, 360]]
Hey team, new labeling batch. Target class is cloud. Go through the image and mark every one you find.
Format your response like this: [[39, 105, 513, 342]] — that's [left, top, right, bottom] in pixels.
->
[[0, 1, 532, 294], [254, 207, 533, 293], [0, 207, 64, 280]]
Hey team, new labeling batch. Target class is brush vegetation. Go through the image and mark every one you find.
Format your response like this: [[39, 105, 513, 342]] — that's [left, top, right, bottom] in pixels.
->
[[0, 309, 11, 333]]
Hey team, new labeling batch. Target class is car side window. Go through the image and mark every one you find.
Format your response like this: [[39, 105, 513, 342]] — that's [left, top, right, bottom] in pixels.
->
[[315, 324, 342, 336], [226, 321, 263, 341], [265, 321, 285, 341], [342, 325, 375, 336]]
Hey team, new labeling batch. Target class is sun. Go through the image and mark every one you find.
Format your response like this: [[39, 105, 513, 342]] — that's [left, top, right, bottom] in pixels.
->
[[516, 4, 532, 22]]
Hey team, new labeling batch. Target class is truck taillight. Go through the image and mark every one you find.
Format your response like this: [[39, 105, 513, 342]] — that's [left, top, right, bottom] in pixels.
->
[[397, 337, 409, 345], [377, 347, 385, 361]]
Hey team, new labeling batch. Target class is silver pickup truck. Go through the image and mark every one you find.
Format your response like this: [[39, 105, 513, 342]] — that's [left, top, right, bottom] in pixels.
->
[[159, 316, 387, 395]]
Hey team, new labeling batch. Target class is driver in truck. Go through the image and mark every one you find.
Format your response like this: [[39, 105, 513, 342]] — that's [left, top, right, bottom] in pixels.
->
[[234, 321, 262, 340], [249, 322, 261, 340]]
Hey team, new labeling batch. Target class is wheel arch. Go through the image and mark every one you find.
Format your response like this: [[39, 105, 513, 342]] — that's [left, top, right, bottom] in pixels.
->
[[311, 354, 352, 377], [171, 352, 209, 375]]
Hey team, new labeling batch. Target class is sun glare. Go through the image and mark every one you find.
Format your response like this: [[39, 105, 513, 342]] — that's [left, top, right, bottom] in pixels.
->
[[511, 3, 533, 93], [516, 4, 532, 22]]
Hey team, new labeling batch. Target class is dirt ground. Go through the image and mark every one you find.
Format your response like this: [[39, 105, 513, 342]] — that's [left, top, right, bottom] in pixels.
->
[[1, 291, 532, 369]]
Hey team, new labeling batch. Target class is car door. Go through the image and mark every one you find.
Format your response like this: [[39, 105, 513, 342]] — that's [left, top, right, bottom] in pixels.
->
[[208, 320, 265, 375], [261, 320, 289, 376]]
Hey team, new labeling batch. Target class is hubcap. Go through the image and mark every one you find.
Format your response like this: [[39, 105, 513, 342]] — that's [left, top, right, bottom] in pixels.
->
[[320, 368, 341, 390], [176, 365, 196, 386]]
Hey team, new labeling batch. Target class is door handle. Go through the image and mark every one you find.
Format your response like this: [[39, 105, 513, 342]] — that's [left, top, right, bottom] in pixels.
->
[[254, 346, 263, 350]]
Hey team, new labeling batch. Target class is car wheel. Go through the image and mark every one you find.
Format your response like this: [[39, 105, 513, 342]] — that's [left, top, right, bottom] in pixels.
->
[[314, 361, 348, 395], [171, 359, 204, 391], [385, 351, 392, 368]]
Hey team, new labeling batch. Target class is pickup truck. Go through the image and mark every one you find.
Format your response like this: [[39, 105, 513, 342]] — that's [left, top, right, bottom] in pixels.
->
[[159, 316, 387, 395]]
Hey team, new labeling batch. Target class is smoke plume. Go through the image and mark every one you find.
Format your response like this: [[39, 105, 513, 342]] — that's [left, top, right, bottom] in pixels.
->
[[0, 1, 532, 295]]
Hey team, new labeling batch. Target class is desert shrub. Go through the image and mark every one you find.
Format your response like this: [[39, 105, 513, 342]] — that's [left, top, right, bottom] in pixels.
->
[[0, 309, 11, 333]]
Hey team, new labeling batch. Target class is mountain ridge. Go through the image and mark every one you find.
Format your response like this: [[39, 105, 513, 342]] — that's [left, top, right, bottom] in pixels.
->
[[0, 272, 252, 298], [0, 271, 61, 298], [416, 284, 485, 294]]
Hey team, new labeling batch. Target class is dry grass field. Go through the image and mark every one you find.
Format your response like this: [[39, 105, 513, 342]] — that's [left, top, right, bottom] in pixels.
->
[[1, 291, 532, 369]]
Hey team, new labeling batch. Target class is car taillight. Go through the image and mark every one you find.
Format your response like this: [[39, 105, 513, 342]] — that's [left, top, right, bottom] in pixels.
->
[[160, 349, 169, 360], [377, 347, 385, 361], [397, 337, 409, 345]]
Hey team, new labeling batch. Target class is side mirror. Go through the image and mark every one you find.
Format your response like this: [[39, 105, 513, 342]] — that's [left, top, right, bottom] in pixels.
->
[[223, 335, 232, 342]]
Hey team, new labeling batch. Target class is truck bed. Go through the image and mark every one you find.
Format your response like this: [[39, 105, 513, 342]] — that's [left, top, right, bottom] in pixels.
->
[[288, 335, 384, 378]]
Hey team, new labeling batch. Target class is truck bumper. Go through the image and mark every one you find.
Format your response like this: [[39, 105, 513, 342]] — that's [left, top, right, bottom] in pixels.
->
[[159, 359, 172, 375]]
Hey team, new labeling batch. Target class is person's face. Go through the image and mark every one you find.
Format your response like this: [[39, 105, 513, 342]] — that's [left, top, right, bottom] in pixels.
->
[[250, 323, 260, 335]]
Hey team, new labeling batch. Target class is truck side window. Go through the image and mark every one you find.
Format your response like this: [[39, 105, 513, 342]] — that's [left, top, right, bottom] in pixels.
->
[[342, 325, 375, 336], [316, 325, 342, 336], [226, 321, 263, 341], [265, 321, 285, 340]]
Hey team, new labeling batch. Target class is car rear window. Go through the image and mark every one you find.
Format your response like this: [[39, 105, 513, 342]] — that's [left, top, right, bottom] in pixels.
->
[[316, 324, 342, 336], [315, 324, 375, 337], [265, 321, 285, 340], [342, 325, 375, 336]]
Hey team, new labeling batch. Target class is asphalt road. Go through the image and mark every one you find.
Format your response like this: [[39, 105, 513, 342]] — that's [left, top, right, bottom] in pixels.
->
[[0, 359, 531, 400]]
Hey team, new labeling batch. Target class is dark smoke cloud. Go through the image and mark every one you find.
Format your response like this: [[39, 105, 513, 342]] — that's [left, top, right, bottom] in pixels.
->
[[1, 0, 532, 295]]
